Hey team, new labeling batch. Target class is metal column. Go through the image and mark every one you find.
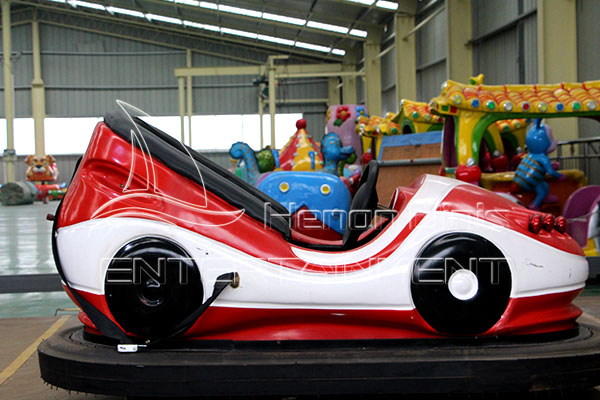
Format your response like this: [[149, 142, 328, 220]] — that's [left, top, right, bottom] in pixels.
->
[[395, 12, 417, 105], [2, 0, 15, 182], [268, 57, 276, 148], [537, 0, 578, 141], [178, 77, 185, 143], [342, 49, 358, 104], [186, 49, 193, 148], [446, 0, 472, 82], [327, 77, 340, 106], [31, 11, 46, 157], [364, 28, 383, 116], [258, 82, 265, 149]]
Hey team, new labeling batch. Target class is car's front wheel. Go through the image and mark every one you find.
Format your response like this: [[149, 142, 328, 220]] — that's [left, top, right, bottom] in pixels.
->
[[411, 233, 511, 335], [104, 237, 203, 340]]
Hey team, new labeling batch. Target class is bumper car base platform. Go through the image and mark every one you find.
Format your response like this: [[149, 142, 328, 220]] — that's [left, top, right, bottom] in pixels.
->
[[38, 324, 600, 397]]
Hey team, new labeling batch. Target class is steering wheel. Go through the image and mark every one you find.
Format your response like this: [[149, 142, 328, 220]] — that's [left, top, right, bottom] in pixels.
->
[[342, 160, 379, 249]]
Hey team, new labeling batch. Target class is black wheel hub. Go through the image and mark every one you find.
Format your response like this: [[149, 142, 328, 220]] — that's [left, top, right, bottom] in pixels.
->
[[105, 237, 203, 339]]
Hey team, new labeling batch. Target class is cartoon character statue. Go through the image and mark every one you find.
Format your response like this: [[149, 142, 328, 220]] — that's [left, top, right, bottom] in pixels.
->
[[229, 142, 260, 186], [25, 155, 59, 182], [326, 105, 365, 163], [511, 119, 564, 210], [320, 132, 354, 176]]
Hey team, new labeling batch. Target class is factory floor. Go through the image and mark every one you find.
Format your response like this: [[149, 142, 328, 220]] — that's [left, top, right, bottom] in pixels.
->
[[0, 203, 599, 399]]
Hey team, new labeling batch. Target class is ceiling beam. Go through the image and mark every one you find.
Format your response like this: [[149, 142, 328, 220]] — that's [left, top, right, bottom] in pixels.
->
[[174, 63, 346, 78]]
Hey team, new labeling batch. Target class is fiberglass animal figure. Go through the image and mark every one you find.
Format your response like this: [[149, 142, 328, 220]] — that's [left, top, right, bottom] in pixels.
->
[[320, 132, 354, 176], [25, 155, 59, 182], [511, 119, 564, 210], [229, 142, 260, 186]]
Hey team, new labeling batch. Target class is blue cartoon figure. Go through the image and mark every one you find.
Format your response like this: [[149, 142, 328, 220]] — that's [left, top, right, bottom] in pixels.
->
[[511, 119, 564, 210], [229, 142, 260, 186], [320, 132, 355, 176]]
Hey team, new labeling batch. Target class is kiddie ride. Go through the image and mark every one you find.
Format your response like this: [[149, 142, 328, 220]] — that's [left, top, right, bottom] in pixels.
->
[[38, 106, 600, 397], [25, 155, 68, 201], [230, 116, 358, 240], [429, 79, 600, 212]]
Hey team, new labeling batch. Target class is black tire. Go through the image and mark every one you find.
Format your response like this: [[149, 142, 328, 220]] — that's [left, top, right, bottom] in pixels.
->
[[105, 237, 202, 339], [411, 233, 511, 335]]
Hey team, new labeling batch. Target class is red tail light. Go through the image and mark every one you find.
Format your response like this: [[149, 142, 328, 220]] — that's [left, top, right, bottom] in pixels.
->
[[542, 214, 555, 232], [529, 214, 543, 234], [554, 216, 567, 234]]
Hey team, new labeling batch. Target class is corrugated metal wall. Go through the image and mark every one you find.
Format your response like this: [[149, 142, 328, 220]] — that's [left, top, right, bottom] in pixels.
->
[[416, 4, 447, 102], [0, 21, 328, 122], [471, 0, 537, 85], [40, 24, 186, 117]]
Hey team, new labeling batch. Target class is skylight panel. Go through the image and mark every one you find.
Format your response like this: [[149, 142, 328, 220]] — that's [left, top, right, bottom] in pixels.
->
[[218, 4, 262, 19], [146, 13, 183, 25], [349, 29, 368, 37], [375, 1, 398, 10], [175, 0, 200, 6], [106, 6, 145, 18], [257, 34, 295, 46], [332, 48, 346, 56], [183, 20, 220, 31], [345, 0, 375, 5], [198, 1, 218, 10], [295, 41, 331, 53], [68, 0, 106, 11], [220, 27, 258, 40], [262, 12, 306, 26], [306, 21, 348, 34]]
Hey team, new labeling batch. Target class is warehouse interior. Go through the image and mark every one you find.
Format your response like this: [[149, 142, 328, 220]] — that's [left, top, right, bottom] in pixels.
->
[[1, 0, 600, 398], [1, 0, 599, 182]]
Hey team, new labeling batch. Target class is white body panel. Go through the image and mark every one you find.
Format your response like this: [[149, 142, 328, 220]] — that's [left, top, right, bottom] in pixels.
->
[[56, 175, 588, 310]]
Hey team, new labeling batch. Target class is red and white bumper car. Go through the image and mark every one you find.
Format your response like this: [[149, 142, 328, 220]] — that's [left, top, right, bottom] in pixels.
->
[[39, 109, 600, 397]]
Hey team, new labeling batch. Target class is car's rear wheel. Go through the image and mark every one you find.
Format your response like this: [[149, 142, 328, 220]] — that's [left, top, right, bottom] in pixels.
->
[[411, 233, 511, 335], [104, 237, 202, 340]]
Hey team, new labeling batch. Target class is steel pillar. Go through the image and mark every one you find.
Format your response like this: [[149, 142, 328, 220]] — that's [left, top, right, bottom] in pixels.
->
[[537, 0, 578, 141], [364, 28, 382, 116], [31, 11, 46, 157], [2, 0, 15, 182], [186, 49, 192, 147]]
